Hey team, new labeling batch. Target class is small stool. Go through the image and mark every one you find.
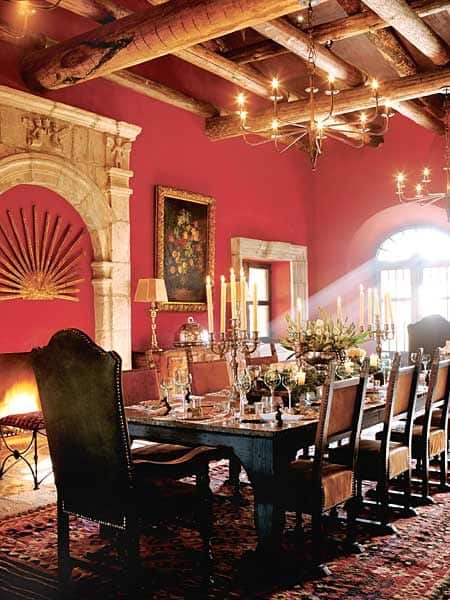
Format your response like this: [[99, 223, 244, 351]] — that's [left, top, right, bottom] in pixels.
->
[[0, 411, 50, 489]]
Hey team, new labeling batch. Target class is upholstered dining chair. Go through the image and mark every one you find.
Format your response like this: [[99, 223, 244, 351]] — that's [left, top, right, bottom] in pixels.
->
[[188, 358, 231, 396], [283, 361, 369, 576], [331, 353, 421, 533], [408, 314, 450, 356], [31, 329, 218, 590], [402, 350, 450, 502]]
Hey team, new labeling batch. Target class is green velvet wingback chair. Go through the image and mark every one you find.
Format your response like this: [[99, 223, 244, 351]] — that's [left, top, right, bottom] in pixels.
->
[[31, 329, 217, 590]]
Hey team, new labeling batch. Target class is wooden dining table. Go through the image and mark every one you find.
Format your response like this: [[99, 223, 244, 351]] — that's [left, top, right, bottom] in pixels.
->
[[126, 391, 410, 560]]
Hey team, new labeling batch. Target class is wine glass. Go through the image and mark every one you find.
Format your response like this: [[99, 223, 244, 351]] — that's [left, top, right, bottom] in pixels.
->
[[282, 369, 297, 413], [237, 370, 252, 417], [174, 368, 190, 414], [264, 369, 281, 412], [159, 377, 174, 406]]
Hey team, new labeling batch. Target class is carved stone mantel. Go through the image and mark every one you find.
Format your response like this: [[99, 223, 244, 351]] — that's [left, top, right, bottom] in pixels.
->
[[0, 85, 142, 368]]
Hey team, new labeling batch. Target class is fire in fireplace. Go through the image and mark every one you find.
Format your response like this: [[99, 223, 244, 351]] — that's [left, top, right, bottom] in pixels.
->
[[0, 353, 40, 419]]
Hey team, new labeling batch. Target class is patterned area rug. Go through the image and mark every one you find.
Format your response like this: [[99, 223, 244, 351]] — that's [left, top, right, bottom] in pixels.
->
[[2, 463, 450, 599]]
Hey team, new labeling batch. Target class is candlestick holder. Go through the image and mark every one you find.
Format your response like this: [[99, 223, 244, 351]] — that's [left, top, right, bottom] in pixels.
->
[[209, 317, 259, 412], [362, 316, 395, 357]]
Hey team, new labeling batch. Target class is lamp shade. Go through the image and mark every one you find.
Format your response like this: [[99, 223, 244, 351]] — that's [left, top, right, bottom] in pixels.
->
[[134, 278, 168, 303]]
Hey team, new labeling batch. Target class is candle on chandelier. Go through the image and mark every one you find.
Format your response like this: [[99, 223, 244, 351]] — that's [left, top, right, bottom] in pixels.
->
[[240, 268, 247, 331], [206, 275, 214, 334], [220, 275, 226, 334], [385, 292, 393, 324], [337, 296, 343, 322], [367, 287, 373, 326], [230, 268, 237, 320], [359, 284, 364, 328], [297, 369, 306, 386], [296, 297, 302, 330], [422, 167, 431, 183], [252, 283, 258, 332]]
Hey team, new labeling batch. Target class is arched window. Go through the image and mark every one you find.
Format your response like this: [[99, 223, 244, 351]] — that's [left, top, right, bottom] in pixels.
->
[[377, 227, 450, 351]]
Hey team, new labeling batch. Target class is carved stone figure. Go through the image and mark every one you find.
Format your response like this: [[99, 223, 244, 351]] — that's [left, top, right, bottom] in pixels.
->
[[107, 135, 131, 169]]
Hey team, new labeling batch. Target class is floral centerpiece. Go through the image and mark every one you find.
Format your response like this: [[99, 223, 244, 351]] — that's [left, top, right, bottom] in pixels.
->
[[280, 308, 369, 364]]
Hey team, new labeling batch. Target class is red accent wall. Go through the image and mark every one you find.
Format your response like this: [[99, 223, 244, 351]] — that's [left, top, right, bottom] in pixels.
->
[[309, 116, 450, 322], [0, 39, 312, 352], [0, 186, 94, 352], [271, 261, 291, 338]]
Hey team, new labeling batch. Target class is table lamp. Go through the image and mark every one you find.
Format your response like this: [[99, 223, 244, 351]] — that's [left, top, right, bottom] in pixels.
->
[[134, 278, 168, 352]]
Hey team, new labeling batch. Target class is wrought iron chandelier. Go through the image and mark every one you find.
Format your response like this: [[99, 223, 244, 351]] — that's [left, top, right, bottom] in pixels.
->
[[0, 0, 62, 39], [395, 88, 450, 219], [235, 1, 393, 170]]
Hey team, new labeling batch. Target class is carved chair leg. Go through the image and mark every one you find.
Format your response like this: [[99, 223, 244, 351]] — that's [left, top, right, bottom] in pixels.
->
[[295, 511, 304, 540], [422, 450, 430, 501], [440, 448, 449, 490], [57, 501, 71, 588], [311, 510, 331, 577], [345, 498, 363, 554], [403, 468, 412, 513], [378, 481, 390, 528]]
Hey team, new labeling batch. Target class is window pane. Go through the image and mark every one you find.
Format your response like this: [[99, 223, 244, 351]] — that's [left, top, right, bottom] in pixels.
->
[[377, 228, 450, 262], [380, 268, 411, 300], [380, 268, 412, 352], [248, 267, 269, 302], [420, 267, 450, 320], [256, 305, 270, 339]]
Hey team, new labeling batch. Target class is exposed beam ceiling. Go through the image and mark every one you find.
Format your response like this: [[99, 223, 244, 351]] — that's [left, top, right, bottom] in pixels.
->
[[205, 66, 450, 140], [361, 0, 450, 65], [21, 0, 302, 90], [253, 19, 364, 87]]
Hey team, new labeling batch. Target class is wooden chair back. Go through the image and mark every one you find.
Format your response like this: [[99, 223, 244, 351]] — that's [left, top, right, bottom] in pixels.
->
[[31, 329, 134, 528], [314, 360, 369, 485], [379, 352, 421, 470], [246, 342, 278, 367], [422, 350, 450, 435], [188, 359, 231, 395], [408, 314, 450, 356], [122, 368, 160, 406]]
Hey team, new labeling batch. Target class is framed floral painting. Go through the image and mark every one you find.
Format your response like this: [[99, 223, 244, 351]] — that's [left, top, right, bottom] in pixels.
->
[[155, 185, 215, 312]]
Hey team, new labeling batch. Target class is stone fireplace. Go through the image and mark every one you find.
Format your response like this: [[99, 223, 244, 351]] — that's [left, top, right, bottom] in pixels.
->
[[0, 353, 40, 420], [0, 85, 141, 369]]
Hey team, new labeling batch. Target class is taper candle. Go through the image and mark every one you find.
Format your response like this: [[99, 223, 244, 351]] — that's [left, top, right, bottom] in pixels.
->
[[359, 284, 364, 328], [337, 296, 343, 321], [252, 283, 258, 332], [369, 353, 378, 368], [373, 288, 380, 320], [296, 297, 302, 330], [240, 268, 247, 331], [230, 268, 237, 320], [220, 275, 226, 334], [367, 288, 373, 326], [206, 275, 214, 333]]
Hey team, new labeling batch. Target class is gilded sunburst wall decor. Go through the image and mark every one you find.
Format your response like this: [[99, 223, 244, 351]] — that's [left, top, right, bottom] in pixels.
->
[[0, 205, 85, 302]]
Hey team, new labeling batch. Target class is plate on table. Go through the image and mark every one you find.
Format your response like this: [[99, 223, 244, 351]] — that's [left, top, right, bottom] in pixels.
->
[[260, 410, 318, 422]]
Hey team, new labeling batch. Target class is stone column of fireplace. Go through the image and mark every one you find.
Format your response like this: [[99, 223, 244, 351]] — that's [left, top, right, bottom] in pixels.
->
[[0, 86, 141, 368]]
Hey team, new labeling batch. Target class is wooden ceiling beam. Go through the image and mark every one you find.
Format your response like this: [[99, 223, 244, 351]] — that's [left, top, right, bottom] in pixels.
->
[[58, 0, 130, 23], [253, 19, 364, 86], [22, 0, 302, 91], [105, 70, 219, 116], [224, 0, 450, 64], [361, 0, 450, 65], [392, 99, 445, 133], [205, 66, 450, 140], [174, 45, 276, 99]]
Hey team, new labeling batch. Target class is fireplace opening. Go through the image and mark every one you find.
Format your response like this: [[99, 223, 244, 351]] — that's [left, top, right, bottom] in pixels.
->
[[0, 353, 40, 420]]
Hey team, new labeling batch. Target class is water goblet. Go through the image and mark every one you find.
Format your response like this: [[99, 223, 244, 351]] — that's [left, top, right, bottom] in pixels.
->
[[264, 369, 281, 412], [159, 377, 174, 406], [237, 370, 252, 417], [282, 369, 297, 413], [174, 368, 189, 414]]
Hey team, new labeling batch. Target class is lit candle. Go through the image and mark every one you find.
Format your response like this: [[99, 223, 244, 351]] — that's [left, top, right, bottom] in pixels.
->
[[386, 291, 393, 324], [206, 275, 214, 334], [367, 287, 372, 326], [240, 268, 247, 331], [373, 288, 380, 322], [296, 297, 302, 330], [337, 296, 343, 322], [252, 283, 258, 332], [369, 353, 379, 368], [297, 370, 306, 386], [230, 268, 237, 320], [220, 275, 226, 334], [359, 284, 364, 328]]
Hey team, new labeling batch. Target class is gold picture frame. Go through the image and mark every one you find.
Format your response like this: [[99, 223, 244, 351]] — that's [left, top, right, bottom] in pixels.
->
[[155, 185, 215, 312]]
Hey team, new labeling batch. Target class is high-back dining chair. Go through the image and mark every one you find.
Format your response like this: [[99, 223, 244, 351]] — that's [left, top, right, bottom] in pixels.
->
[[408, 314, 450, 356], [31, 329, 217, 589], [188, 358, 231, 396], [411, 351, 450, 501], [284, 361, 369, 576], [332, 353, 421, 532]]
